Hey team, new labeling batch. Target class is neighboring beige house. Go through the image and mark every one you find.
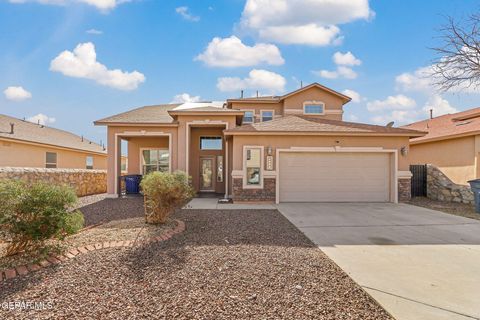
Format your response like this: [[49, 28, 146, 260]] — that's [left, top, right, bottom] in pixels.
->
[[95, 83, 425, 203], [403, 107, 480, 185], [0, 114, 107, 170]]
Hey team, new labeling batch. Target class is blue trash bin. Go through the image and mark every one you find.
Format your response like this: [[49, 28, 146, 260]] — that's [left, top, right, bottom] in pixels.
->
[[124, 175, 142, 194], [468, 179, 480, 213]]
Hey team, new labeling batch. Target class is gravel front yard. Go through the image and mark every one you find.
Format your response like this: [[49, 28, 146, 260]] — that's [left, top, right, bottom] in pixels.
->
[[409, 197, 479, 221], [0, 208, 391, 319]]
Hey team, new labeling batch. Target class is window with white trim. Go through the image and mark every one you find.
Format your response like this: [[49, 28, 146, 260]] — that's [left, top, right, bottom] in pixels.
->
[[243, 111, 254, 124], [45, 152, 57, 168], [261, 110, 273, 122], [303, 102, 325, 115], [142, 149, 169, 174], [86, 156, 94, 169], [245, 147, 261, 185]]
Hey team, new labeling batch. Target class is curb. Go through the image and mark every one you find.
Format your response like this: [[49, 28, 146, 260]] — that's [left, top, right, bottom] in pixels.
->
[[1, 219, 185, 282]]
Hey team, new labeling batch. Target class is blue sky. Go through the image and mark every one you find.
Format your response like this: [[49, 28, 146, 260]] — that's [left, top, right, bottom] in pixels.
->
[[1, 0, 480, 144]]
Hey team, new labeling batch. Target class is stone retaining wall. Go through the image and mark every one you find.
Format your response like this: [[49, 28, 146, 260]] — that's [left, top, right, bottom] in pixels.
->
[[427, 164, 474, 204], [0, 167, 107, 197]]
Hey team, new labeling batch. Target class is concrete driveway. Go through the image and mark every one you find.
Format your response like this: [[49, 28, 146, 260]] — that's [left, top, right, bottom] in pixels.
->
[[277, 202, 480, 320]]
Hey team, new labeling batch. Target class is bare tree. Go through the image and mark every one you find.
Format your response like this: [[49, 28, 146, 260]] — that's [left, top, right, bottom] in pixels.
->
[[431, 14, 480, 92]]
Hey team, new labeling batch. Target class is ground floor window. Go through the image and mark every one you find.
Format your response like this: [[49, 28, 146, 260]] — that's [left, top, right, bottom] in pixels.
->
[[46, 152, 57, 168], [245, 147, 262, 185], [142, 149, 169, 174], [86, 156, 94, 169]]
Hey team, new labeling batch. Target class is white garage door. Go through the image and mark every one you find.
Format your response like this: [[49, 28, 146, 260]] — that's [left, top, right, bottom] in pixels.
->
[[279, 152, 391, 202]]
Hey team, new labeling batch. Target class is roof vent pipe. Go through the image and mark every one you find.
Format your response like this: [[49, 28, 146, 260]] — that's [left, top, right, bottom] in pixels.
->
[[81, 135, 84, 142], [256, 90, 259, 98], [300, 80, 303, 88], [240, 90, 244, 98], [9, 123, 14, 134], [430, 109, 433, 119]]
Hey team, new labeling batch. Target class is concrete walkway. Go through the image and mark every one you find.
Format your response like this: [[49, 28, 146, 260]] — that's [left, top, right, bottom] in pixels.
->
[[185, 198, 276, 210], [277, 202, 480, 320]]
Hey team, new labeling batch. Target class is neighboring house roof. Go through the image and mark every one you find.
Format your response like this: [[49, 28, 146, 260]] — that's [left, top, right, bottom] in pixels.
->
[[168, 106, 242, 114], [402, 107, 480, 144], [224, 115, 426, 137], [94, 104, 179, 125], [226, 83, 352, 105], [0, 114, 106, 154]]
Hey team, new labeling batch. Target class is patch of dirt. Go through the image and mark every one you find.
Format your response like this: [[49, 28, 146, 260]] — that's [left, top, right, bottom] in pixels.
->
[[408, 197, 479, 221]]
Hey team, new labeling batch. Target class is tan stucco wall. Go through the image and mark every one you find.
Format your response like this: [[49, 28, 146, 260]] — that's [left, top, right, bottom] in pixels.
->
[[107, 125, 179, 194], [106, 114, 237, 195], [190, 127, 225, 193], [0, 139, 106, 170], [229, 102, 283, 121], [408, 136, 476, 185], [230, 86, 346, 121], [231, 135, 411, 171], [127, 137, 169, 175]]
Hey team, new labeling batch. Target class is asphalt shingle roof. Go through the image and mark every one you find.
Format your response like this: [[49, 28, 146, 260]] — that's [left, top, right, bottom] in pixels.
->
[[225, 115, 426, 136], [0, 114, 105, 154], [94, 104, 179, 124], [402, 107, 480, 143]]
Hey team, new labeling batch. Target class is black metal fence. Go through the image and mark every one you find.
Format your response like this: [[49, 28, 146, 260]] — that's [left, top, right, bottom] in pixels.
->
[[410, 164, 427, 197]]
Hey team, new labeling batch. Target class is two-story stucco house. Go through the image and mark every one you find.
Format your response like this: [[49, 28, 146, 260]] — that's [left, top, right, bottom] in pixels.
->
[[95, 83, 425, 203]]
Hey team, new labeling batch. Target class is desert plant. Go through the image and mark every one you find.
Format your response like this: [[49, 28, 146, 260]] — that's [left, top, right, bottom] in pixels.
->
[[140, 171, 195, 224], [0, 179, 84, 256]]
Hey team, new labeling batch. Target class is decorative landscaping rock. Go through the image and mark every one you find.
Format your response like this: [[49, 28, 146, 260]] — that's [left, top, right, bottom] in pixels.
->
[[0, 167, 106, 197], [0, 219, 185, 281], [427, 164, 474, 204]]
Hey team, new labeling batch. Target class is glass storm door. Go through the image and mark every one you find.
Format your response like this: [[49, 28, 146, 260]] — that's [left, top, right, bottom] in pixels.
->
[[200, 158, 214, 191]]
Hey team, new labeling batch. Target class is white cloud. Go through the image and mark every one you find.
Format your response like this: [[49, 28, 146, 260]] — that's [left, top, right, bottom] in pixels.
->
[[368, 93, 457, 125], [396, 64, 480, 94], [171, 93, 201, 104], [342, 89, 361, 103], [3, 86, 32, 101], [195, 36, 284, 67], [50, 42, 145, 91], [423, 95, 457, 117], [371, 110, 414, 125], [313, 66, 357, 79], [240, 0, 373, 46], [217, 69, 286, 93], [347, 114, 359, 122], [367, 94, 416, 112], [8, 0, 129, 11], [333, 51, 361, 66], [258, 24, 341, 46], [395, 66, 433, 93], [175, 6, 200, 22], [27, 113, 56, 125], [86, 29, 103, 35], [313, 51, 361, 79]]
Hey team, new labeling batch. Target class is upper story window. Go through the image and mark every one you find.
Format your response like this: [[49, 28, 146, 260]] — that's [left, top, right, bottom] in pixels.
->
[[200, 136, 222, 150], [243, 110, 254, 124], [86, 156, 94, 169], [261, 110, 274, 122], [45, 152, 57, 168], [303, 101, 325, 115]]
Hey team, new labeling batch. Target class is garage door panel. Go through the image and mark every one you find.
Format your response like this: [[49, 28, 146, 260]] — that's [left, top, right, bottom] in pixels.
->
[[279, 152, 391, 202]]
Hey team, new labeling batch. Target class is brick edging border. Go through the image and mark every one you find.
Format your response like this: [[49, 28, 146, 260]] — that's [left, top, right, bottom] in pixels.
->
[[1, 219, 185, 282]]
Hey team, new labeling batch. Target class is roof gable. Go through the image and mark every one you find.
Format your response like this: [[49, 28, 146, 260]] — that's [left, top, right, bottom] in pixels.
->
[[280, 83, 351, 103]]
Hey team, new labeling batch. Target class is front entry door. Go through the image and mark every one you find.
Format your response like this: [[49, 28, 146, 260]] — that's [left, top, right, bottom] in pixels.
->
[[200, 157, 215, 191]]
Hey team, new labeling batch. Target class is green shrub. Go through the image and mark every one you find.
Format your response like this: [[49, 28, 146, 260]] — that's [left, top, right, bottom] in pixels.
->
[[0, 179, 84, 256], [140, 171, 195, 224], [64, 211, 85, 235]]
